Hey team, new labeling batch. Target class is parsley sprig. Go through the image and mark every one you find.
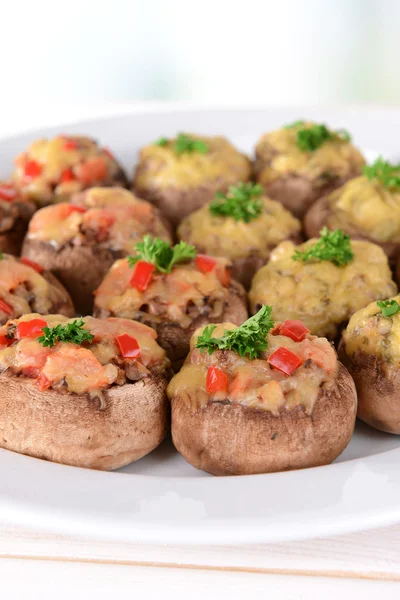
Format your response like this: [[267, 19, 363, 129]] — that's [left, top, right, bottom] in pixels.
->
[[128, 236, 197, 274], [195, 305, 274, 359], [155, 133, 209, 156], [284, 121, 351, 152], [38, 319, 94, 348], [209, 182, 263, 223], [363, 157, 400, 190], [377, 299, 400, 318], [293, 227, 354, 266]]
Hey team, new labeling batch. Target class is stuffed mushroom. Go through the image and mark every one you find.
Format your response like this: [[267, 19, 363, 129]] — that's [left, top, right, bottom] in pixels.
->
[[340, 295, 400, 434], [0, 314, 170, 469], [0, 253, 75, 324], [249, 229, 397, 339], [132, 132, 252, 225], [254, 121, 365, 218], [305, 158, 400, 264], [13, 135, 127, 206], [177, 182, 301, 289], [168, 306, 357, 476], [21, 187, 172, 314], [93, 237, 248, 366], [0, 181, 35, 255]]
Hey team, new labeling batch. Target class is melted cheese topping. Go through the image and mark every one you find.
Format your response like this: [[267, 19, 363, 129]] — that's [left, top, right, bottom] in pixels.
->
[[177, 195, 301, 260], [324, 176, 400, 242], [25, 187, 171, 251], [134, 134, 251, 190], [94, 257, 232, 328], [255, 122, 365, 184], [167, 322, 337, 414], [0, 314, 167, 395], [13, 135, 124, 205], [249, 239, 397, 339]]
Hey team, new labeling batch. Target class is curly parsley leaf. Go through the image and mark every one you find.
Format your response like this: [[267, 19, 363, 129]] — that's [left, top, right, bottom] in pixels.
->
[[292, 227, 354, 266], [284, 120, 306, 129], [377, 299, 400, 318], [38, 319, 94, 348], [195, 305, 274, 359], [154, 133, 208, 155], [293, 123, 352, 152], [209, 182, 263, 223], [363, 157, 400, 190], [154, 137, 169, 147], [127, 236, 196, 274]]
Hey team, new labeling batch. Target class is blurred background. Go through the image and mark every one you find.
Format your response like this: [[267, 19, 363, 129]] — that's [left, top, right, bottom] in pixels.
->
[[0, 0, 399, 132]]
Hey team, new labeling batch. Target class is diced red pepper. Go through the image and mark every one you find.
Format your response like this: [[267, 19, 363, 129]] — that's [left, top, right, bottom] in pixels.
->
[[279, 320, 310, 343], [37, 373, 51, 391], [60, 168, 76, 183], [17, 318, 47, 339], [268, 347, 303, 376], [0, 299, 13, 316], [116, 334, 141, 359], [63, 140, 78, 151], [130, 260, 155, 292], [22, 366, 40, 379], [206, 366, 228, 394], [24, 160, 42, 179], [20, 257, 44, 273], [196, 254, 217, 274], [0, 334, 12, 347], [0, 184, 17, 201]]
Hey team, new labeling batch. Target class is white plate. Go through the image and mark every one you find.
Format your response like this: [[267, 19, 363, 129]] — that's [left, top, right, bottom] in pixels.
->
[[1, 106, 400, 546]]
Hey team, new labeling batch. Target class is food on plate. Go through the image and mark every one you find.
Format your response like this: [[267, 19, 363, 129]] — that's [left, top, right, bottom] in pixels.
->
[[0, 314, 170, 469], [254, 121, 365, 217], [340, 295, 400, 434], [0, 253, 75, 324], [249, 228, 397, 339], [132, 132, 252, 225], [305, 158, 400, 263], [21, 187, 172, 314], [0, 181, 35, 255], [177, 182, 301, 289], [168, 306, 357, 475], [94, 236, 248, 366], [13, 135, 127, 206]]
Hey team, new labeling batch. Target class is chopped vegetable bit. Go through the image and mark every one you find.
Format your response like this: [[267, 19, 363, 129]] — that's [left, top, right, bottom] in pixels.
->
[[292, 227, 354, 266], [24, 160, 42, 179], [116, 334, 141, 359], [130, 260, 155, 292], [295, 123, 351, 152], [0, 184, 17, 201], [20, 257, 44, 273], [206, 366, 228, 394], [363, 157, 400, 190], [195, 254, 217, 273], [196, 305, 274, 360], [377, 299, 400, 318], [0, 334, 12, 347], [60, 168, 76, 183], [267, 347, 302, 376], [155, 133, 209, 155], [64, 140, 78, 150], [278, 319, 310, 342], [209, 182, 263, 223], [284, 120, 306, 129], [38, 319, 94, 348], [154, 137, 169, 147], [0, 298, 13, 316], [127, 236, 196, 274], [18, 318, 47, 339]]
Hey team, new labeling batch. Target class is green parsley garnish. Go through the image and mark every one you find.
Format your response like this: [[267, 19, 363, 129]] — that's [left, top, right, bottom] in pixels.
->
[[127, 236, 197, 274], [363, 157, 400, 190], [209, 182, 263, 223], [293, 123, 351, 152], [154, 133, 208, 155], [155, 137, 168, 147], [195, 305, 274, 359], [292, 227, 354, 266], [377, 299, 400, 318], [284, 120, 306, 129], [38, 319, 94, 348]]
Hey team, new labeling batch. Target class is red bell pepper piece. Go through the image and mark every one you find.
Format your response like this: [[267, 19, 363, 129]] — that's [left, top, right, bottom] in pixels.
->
[[60, 168, 76, 183], [63, 140, 78, 151], [130, 261, 155, 292], [268, 347, 303, 376], [0, 184, 17, 201], [17, 318, 47, 339], [0, 334, 12, 347], [0, 299, 13, 315], [37, 373, 51, 391], [206, 366, 228, 394], [116, 334, 141, 359], [279, 320, 310, 342], [24, 160, 42, 179], [20, 257, 44, 273], [196, 254, 217, 274]]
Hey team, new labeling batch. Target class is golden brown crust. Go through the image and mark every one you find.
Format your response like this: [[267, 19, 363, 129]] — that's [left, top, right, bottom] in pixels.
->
[[0, 372, 168, 470], [170, 362, 357, 475]]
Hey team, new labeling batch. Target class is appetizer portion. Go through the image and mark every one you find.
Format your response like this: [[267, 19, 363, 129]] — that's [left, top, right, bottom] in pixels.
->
[[0, 181, 35, 255], [168, 306, 357, 475], [340, 296, 400, 434], [305, 158, 400, 263], [0, 314, 170, 469], [249, 228, 397, 339], [254, 121, 365, 217], [0, 253, 75, 324], [94, 237, 248, 366], [133, 133, 252, 225], [22, 187, 172, 314], [13, 135, 127, 206], [177, 182, 301, 289]]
